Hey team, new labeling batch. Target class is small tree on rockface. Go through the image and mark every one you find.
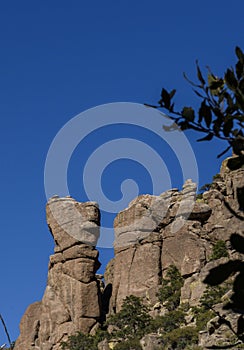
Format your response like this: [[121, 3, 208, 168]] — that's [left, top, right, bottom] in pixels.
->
[[107, 295, 151, 341]]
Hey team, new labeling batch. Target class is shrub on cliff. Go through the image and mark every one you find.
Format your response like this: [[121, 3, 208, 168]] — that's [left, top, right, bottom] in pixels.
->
[[164, 326, 199, 349], [157, 265, 184, 311], [210, 240, 229, 261], [61, 332, 98, 350], [107, 295, 151, 340]]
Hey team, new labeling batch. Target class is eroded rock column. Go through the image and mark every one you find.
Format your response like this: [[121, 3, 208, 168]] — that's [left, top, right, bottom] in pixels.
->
[[15, 197, 102, 350]]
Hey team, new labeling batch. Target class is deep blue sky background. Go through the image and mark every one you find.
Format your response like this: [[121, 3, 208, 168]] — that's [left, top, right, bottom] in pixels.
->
[[0, 0, 243, 344]]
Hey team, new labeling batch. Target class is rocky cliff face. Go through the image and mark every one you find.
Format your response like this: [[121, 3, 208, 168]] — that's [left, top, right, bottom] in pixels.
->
[[15, 198, 102, 350], [14, 157, 244, 350], [106, 179, 214, 313]]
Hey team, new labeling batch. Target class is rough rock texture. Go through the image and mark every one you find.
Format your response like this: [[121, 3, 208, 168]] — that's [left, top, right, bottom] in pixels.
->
[[105, 157, 244, 349], [108, 179, 213, 311], [15, 157, 244, 349], [199, 304, 243, 349], [140, 333, 165, 350], [15, 197, 102, 350]]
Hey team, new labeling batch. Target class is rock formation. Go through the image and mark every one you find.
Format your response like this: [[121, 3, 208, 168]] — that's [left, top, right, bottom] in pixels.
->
[[14, 157, 244, 349], [15, 197, 102, 350], [105, 158, 244, 349], [106, 179, 213, 312]]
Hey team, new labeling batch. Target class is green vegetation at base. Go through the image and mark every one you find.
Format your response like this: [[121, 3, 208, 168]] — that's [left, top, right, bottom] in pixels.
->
[[61, 265, 233, 350], [61, 332, 98, 350], [114, 338, 142, 350], [164, 327, 199, 350], [107, 295, 151, 340]]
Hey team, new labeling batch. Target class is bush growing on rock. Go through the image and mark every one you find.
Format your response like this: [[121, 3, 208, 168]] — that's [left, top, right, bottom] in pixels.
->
[[107, 295, 152, 340], [210, 240, 229, 261], [164, 326, 199, 349], [61, 332, 98, 350], [157, 265, 184, 311]]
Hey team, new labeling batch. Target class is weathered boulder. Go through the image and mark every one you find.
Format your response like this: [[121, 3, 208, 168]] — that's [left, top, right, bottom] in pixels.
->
[[14, 197, 102, 350], [140, 333, 165, 350]]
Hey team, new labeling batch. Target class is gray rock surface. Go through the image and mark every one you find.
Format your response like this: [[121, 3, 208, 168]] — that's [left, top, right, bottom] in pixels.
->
[[14, 197, 101, 350], [15, 157, 244, 349]]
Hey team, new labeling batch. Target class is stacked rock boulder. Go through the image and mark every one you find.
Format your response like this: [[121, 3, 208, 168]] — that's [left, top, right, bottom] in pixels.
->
[[14, 197, 102, 350]]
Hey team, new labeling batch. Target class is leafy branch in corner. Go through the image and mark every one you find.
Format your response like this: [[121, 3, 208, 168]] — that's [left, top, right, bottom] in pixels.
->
[[146, 46, 244, 158]]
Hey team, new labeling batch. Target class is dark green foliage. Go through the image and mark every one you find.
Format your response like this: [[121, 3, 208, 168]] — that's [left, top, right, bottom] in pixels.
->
[[114, 338, 142, 350], [148, 46, 244, 159], [107, 295, 152, 340], [61, 332, 98, 350], [192, 284, 230, 331], [210, 240, 229, 260], [157, 265, 184, 310], [150, 309, 186, 333], [200, 285, 228, 308], [194, 308, 215, 331], [197, 173, 223, 197], [164, 326, 199, 349]]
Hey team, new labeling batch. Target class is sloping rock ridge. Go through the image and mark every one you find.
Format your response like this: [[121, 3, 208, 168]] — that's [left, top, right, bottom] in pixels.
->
[[15, 157, 244, 349]]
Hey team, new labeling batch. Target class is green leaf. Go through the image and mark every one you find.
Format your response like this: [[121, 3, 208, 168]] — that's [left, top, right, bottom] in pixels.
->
[[225, 68, 238, 91], [181, 107, 195, 122], [199, 100, 212, 127], [235, 46, 244, 62], [197, 133, 214, 142], [209, 79, 224, 91], [235, 60, 244, 80], [196, 60, 205, 85]]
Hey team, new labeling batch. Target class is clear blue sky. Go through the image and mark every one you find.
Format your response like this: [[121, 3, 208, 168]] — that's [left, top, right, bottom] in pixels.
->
[[0, 0, 243, 343]]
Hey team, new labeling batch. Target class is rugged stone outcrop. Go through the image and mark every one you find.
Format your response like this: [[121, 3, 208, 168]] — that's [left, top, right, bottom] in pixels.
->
[[15, 197, 102, 350], [104, 157, 244, 349], [107, 179, 214, 312], [15, 157, 244, 349]]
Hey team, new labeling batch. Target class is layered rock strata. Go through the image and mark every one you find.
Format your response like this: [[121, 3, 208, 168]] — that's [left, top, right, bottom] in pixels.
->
[[15, 197, 101, 350]]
